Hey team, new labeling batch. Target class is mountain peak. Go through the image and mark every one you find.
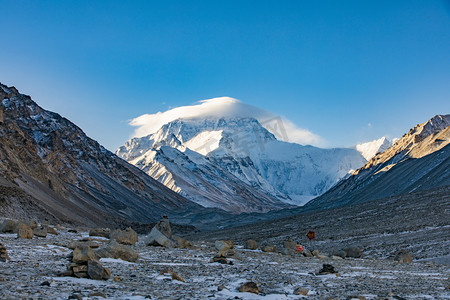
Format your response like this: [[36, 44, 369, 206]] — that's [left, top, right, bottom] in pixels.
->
[[356, 136, 392, 161]]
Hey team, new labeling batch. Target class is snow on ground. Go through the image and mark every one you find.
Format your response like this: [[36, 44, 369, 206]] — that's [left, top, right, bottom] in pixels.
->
[[1, 227, 449, 299]]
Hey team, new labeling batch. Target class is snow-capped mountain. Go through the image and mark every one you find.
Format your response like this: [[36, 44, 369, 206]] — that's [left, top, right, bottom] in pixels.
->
[[117, 105, 367, 211], [305, 114, 450, 211], [356, 136, 393, 160]]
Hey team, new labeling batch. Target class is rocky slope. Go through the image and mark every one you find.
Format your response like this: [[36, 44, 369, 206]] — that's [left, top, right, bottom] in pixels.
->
[[305, 114, 450, 211], [0, 83, 229, 228], [117, 117, 366, 211]]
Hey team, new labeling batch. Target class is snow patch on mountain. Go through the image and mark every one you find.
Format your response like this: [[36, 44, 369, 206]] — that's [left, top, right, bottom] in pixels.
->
[[356, 137, 392, 160], [184, 130, 223, 155]]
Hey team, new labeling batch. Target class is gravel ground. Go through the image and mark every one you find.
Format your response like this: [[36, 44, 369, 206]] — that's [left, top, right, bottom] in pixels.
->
[[1, 228, 449, 299]]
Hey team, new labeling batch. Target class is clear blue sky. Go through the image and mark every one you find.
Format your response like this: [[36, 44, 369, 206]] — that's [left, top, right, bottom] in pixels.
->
[[1, 0, 449, 150]]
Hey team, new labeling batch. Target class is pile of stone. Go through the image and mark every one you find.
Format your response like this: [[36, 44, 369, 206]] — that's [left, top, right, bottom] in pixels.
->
[[64, 246, 111, 280], [145, 216, 192, 249], [318, 264, 338, 275], [211, 240, 235, 265], [0, 242, 10, 262]]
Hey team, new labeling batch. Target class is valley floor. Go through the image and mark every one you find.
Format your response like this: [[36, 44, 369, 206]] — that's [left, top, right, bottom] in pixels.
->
[[1, 228, 449, 299]]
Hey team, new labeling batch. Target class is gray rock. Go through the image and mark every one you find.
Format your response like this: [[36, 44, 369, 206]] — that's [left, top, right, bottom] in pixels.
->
[[332, 249, 347, 259], [33, 227, 48, 238], [146, 227, 177, 248], [87, 260, 111, 280], [344, 247, 363, 258], [0, 219, 18, 233], [293, 287, 309, 295], [172, 235, 192, 248]]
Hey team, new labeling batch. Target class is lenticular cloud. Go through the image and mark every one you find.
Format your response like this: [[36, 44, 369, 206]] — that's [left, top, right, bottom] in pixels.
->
[[129, 97, 324, 146]]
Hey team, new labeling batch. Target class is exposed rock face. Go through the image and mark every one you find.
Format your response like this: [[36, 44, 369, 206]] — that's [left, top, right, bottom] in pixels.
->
[[110, 228, 138, 246]]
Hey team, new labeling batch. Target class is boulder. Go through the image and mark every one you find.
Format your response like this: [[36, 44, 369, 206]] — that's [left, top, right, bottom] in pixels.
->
[[303, 250, 314, 257], [96, 240, 138, 262], [159, 268, 185, 282], [344, 247, 363, 258], [0, 243, 10, 262], [89, 228, 111, 238], [394, 250, 413, 263], [46, 226, 58, 235], [33, 227, 48, 238], [0, 219, 18, 233], [17, 223, 33, 239], [261, 245, 276, 253], [72, 246, 98, 264], [244, 239, 258, 250], [146, 227, 177, 248], [87, 260, 111, 280], [239, 282, 260, 294], [294, 287, 309, 296], [312, 249, 319, 257], [332, 249, 347, 259], [110, 227, 138, 245], [215, 240, 234, 252]]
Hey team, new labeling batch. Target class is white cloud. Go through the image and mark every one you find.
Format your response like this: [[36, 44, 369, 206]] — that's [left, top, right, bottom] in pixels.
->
[[129, 97, 325, 147]]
